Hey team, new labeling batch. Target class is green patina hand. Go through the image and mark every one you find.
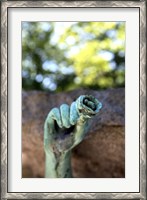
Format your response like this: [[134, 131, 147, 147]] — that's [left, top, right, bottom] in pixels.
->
[[44, 95, 102, 178]]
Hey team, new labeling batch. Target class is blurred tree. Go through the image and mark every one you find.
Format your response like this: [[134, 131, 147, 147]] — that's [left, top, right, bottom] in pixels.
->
[[22, 22, 125, 92], [59, 22, 125, 90], [22, 22, 73, 91]]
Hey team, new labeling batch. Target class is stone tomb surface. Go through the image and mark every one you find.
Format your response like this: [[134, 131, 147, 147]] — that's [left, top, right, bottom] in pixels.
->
[[22, 88, 125, 178]]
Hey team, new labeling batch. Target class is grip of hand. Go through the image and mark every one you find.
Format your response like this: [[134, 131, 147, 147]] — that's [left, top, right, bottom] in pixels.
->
[[44, 95, 102, 178]]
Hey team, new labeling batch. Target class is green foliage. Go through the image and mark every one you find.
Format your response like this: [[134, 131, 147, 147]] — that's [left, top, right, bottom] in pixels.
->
[[22, 22, 125, 92]]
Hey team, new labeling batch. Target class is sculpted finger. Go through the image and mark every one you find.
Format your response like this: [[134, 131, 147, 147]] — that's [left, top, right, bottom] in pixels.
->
[[60, 104, 70, 128], [70, 102, 79, 125], [49, 107, 63, 128]]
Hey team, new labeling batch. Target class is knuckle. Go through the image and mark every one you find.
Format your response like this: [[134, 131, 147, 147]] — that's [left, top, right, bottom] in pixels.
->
[[51, 107, 59, 114], [60, 104, 69, 111]]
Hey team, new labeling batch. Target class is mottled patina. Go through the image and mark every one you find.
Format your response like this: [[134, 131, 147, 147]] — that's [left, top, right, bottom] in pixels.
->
[[44, 95, 102, 178]]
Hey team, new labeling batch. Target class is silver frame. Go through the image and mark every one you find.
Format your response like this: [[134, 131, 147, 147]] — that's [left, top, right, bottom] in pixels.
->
[[1, 1, 146, 199]]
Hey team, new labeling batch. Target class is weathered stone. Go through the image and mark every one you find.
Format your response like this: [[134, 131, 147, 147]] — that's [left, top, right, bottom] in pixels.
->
[[22, 88, 125, 178]]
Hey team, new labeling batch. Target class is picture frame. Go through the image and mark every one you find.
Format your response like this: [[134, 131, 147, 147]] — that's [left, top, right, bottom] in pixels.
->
[[1, 0, 146, 199]]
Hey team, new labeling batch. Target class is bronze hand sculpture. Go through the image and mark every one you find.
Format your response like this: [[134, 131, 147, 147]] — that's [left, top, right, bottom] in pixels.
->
[[44, 95, 102, 178]]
